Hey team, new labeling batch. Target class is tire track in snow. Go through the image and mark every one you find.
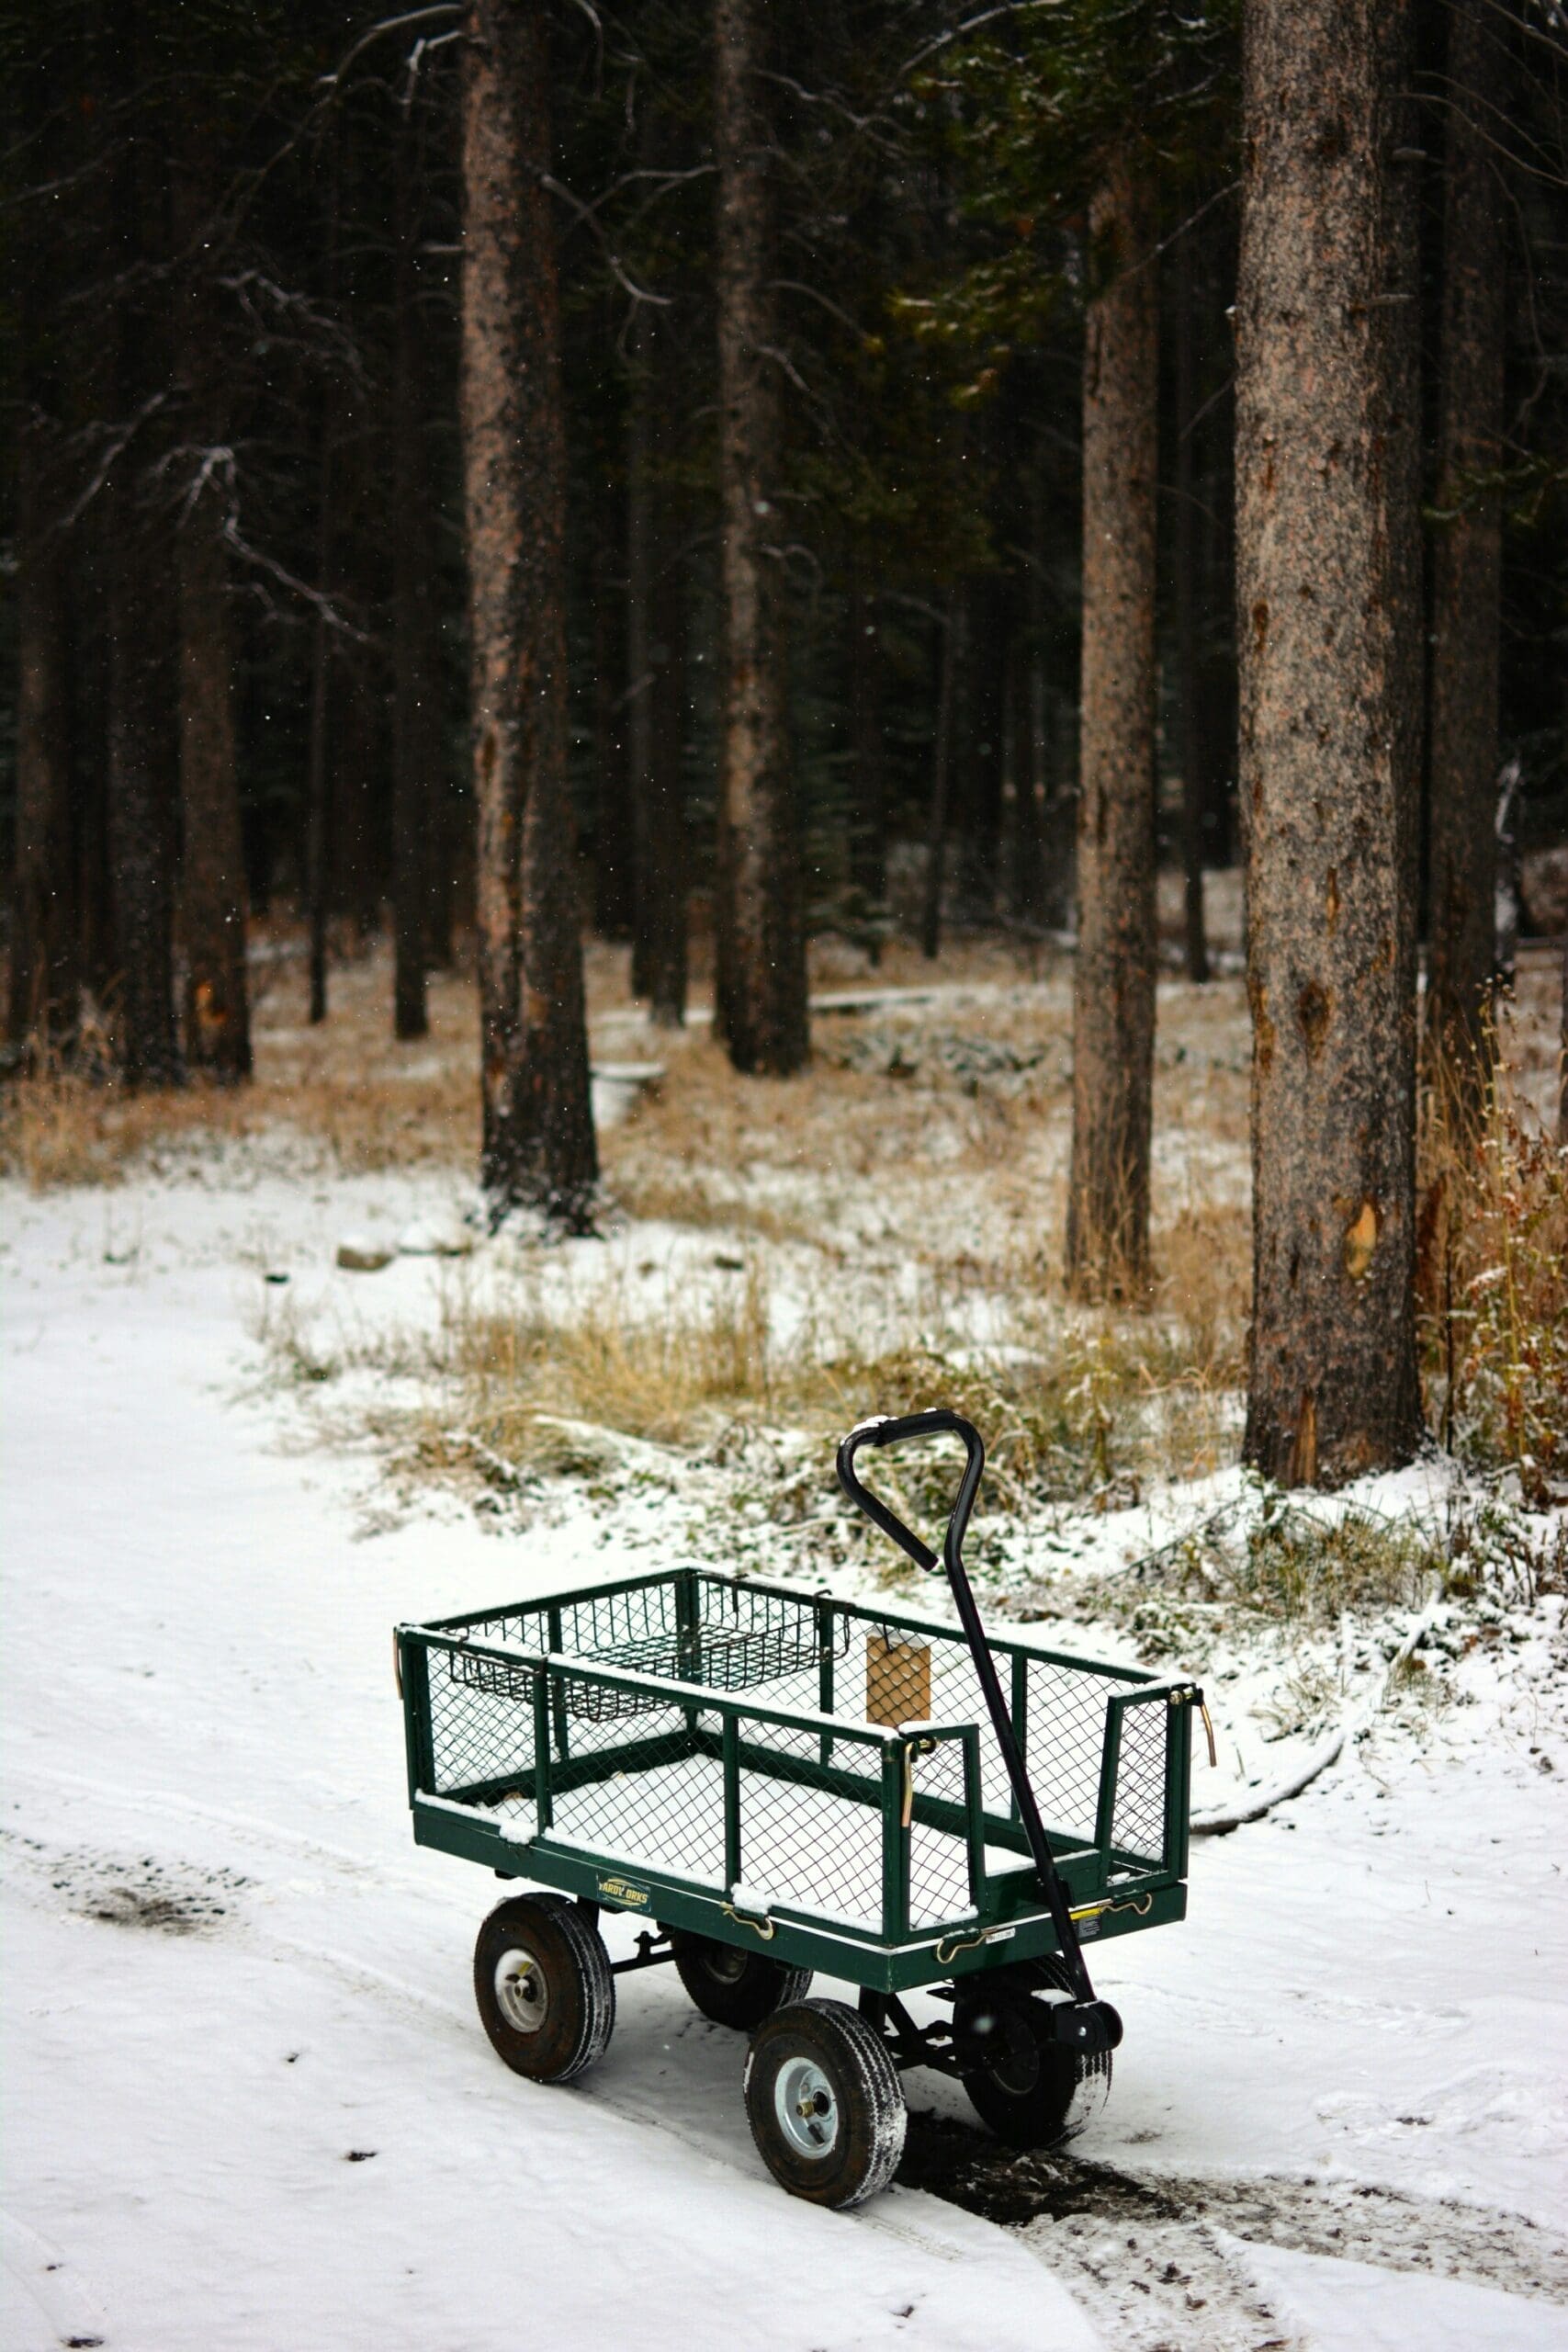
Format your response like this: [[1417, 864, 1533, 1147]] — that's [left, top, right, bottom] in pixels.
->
[[1, 2208, 110, 2351], [900, 2107, 1568, 2351]]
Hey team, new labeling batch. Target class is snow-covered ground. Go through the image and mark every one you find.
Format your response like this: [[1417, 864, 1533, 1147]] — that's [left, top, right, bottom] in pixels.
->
[[5, 1157, 1567, 2352]]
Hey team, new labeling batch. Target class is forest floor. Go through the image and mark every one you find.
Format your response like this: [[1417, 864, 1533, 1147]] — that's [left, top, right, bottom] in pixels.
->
[[4, 917, 1567, 2351]]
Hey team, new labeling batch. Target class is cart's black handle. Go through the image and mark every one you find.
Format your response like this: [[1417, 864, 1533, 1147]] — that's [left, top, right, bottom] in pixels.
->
[[835, 1409, 1117, 2027], [834, 1408, 983, 1578]]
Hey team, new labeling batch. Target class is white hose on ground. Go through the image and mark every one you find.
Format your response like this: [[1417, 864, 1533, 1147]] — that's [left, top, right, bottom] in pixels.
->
[[1190, 1597, 1445, 1838]]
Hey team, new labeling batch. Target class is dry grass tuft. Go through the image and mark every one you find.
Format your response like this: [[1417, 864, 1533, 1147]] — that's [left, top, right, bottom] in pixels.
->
[[1419, 1046, 1568, 1504]]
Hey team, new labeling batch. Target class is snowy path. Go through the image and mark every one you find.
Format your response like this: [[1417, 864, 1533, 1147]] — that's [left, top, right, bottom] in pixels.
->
[[0, 1176, 1097, 2352], [5, 1169, 1568, 2351]]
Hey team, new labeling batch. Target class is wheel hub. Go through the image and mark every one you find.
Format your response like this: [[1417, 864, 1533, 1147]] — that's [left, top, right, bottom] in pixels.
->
[[494, 1944, 548, 2034], [774, 2056, 839, 2158]]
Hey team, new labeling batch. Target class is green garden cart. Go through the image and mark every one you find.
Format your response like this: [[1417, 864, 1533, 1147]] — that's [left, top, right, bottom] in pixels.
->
[[397, 1408, 1202, 2207]]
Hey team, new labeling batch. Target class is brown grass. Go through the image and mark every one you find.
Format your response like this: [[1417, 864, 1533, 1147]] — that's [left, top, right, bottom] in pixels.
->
[[1418, 1037, 1568, 1504]]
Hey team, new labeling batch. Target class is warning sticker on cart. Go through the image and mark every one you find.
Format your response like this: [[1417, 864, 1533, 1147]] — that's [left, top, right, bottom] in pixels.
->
[[596, 1875, 650, 1908]]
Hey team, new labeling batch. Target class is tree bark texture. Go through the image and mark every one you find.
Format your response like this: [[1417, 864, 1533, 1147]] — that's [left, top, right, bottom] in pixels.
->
[[1006, 632, 1046, 927], [105, 55, 180, 1091], [714, 0, 807, 1074], [107, 481, 180, 1088], [1066, 152, 1159, 1298], [959, 570, 1010, 921], [174, 159, 250, 1081], [1174, 226, 1211, 985], [10, 417, 76, 1051], [392, 113, 434, 1042], [176, 493, 250, 1079], [1236, 0, 1424, 1485], [626, 308, 688, 1026], [460, 0, 596, 1222], [848, 589, 886, 920], [921, 594, 963, 961], [9, 40, 77, 1054], [1426, 0, 1506, 1102], [592, 513, 633, 940]]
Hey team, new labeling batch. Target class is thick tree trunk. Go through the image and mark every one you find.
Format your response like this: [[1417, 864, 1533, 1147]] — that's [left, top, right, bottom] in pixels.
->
[[626, 306, 689, 1025], [714, 0, 807, 1072], [176, 495, 251, 1079], [391, 115, 434, 1042], [921, 593, 962, 961], [1236, 0, 1423, 1486], [1066, 152, 1158, 1298], [1174, 227, 1211, 986], [1427, 0, 1506, 1108], [460, 0, 596, 1223]]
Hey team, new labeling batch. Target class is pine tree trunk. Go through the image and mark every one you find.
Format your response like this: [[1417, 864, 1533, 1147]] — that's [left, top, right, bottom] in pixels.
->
[[1427, 0, 1506, 1108], [174, 163, 250, 1081], [921, 593, 962, 961], [105, 53, 179, 1091], [1236, 0, 1423, 1486], [1066, 151, 1158, 1298], [1174, 227, 1211, 985], [848, 589, 886, 934], [176, 496, 250, 1079], [714, 0, 807, 1073], [961, 571, 1009, 922], [11, 415, 76, 1053], [626, 306, 689, 1025], [593, 512, 632, 940], [107, 485, 180, 1089], [392, 114, 433, 1042], [460, 0, 596, 1223], [306, 141, 342, 1027], [1007, 630, 1046, 927], [9, 40, 76, 1056]]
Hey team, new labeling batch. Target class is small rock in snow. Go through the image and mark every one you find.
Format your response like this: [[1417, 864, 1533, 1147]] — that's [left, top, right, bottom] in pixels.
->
[[336, 1238, 394, 1273]]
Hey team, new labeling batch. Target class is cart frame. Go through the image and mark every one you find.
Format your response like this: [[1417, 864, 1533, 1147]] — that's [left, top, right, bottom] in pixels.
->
[[397, 1564, 1200, 1997]]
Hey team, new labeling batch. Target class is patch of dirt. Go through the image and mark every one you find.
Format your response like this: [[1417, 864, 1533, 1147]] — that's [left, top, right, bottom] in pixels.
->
[[900, 2108, 1568, 2352], [1, 1828, 250, 1935]]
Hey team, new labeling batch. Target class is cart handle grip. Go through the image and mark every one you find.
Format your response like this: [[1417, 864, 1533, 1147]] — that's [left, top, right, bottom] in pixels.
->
[[834, 1408, 985, 1579]]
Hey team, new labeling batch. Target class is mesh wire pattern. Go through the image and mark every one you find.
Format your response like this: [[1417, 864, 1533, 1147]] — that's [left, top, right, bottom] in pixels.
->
[[1109, 1691, 1170, 1867], [412, 1570, 1179, 1936]]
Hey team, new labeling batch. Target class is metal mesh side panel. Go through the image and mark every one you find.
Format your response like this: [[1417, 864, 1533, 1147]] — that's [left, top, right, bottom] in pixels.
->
[[1110, 1696, 1168, 1867], [908, 1740, 976, 1928], [543, 1700, 726, 1883], [425, 1650, 536, 1798], [734, 1719, 888, 1931]]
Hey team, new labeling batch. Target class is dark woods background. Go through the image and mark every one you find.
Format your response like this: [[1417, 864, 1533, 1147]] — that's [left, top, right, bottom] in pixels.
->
[[1, 0, 1563, 1062]]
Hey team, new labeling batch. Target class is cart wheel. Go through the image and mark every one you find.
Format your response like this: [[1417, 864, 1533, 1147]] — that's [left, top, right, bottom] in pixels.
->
[[664, 1927, 812, 2030], [743, 1999, 906, 2209], [953, 1980, 1111, 2151], [473, 1894, 615, 2086]]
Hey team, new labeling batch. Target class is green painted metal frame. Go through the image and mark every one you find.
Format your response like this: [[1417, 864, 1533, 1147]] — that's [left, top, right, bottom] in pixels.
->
[[397, 1566, 1200, 1997]]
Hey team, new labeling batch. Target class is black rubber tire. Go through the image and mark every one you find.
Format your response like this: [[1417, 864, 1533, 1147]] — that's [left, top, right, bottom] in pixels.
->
[[743, 1998, 907, 2210], [664, 1927, 813, 2030], [473, 1894, 615, 2086], [953, 1981, 1112, 2151]]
